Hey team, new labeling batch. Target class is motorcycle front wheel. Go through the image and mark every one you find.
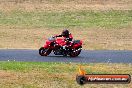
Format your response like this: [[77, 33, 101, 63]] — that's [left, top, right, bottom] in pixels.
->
[[39, 47, 51, 56]]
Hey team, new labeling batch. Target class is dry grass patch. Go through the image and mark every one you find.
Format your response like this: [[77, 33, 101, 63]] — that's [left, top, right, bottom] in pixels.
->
[[0, 28, 132, 50], [0, 70, 16, 79], [85, 28, 132, 50], [0, 0, 132, 12]]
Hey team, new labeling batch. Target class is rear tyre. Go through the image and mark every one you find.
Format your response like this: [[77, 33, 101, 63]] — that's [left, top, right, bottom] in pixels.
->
[[39, 47, 51, 56], [69, 46, 82, 57]]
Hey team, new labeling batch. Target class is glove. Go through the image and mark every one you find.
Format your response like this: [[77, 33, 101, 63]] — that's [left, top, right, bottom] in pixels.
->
[[52, 36, 56, 38], [65, 38, 69, 41]]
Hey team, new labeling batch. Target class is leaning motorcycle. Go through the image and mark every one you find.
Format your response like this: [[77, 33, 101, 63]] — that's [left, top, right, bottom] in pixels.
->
[[39, 36, 82, 57]]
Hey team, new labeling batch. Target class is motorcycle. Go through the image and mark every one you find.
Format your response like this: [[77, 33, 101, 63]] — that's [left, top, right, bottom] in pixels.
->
[[39, 36, 82, 57]]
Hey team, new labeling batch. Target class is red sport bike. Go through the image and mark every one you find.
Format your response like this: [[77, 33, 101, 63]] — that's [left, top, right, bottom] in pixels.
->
[[39, 36, 82, 57]]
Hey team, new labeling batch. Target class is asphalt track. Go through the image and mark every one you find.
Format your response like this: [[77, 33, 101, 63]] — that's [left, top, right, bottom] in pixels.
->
[[0, 49, 132, 63]]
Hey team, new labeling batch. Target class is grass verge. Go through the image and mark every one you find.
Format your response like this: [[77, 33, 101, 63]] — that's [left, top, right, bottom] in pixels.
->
[[0, 61, 132, 88]]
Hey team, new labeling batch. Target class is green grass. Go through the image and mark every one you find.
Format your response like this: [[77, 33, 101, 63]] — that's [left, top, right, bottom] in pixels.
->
[[0, 62, 77, 73], [0, 10, 132, 29], [0, 61, 132, 74]]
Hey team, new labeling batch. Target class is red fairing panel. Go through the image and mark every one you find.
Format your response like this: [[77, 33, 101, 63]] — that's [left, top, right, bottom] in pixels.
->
[[56, 38, 66, 46], [43, 40, 51, 48]]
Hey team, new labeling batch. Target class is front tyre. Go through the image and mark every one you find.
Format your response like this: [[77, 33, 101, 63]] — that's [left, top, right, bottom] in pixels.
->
[[39, 47, 51, 56]]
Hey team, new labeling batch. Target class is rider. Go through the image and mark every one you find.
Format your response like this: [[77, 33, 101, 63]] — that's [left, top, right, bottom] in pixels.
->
[[56, 29, 73, 41], [54, 29, 73, 49]]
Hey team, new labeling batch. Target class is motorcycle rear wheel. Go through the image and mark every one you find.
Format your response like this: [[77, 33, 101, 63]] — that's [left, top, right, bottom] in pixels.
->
[[69, 46, 82, 57]]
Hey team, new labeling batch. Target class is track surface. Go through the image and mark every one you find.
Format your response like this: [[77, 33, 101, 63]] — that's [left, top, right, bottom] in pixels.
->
[[0, 49, 132, 63]]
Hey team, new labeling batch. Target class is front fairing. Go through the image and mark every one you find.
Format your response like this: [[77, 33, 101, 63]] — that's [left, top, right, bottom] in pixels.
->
[[43, 37, 55, 48], [56, 38, 66, 46]]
